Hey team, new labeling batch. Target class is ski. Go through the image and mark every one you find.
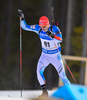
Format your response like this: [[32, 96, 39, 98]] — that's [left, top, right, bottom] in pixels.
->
[[29, 96, 49, 100]]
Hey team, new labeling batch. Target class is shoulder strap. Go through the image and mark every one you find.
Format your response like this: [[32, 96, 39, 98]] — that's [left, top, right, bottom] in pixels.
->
[[51, 25, 52, 31], [38, 28, 42, 34], [55, 32, 62, 35], [51, 25, 62, 35]]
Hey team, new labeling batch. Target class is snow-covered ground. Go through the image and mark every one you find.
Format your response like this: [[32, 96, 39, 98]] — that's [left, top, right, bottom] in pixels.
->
[[0, 90, 55, 100], [0, 96, 27, 100]]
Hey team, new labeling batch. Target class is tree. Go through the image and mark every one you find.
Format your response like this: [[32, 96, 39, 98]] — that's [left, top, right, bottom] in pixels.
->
[[65, 0, 75, 55], [80, 0, 87, 84], [2, 0, 13, 68]]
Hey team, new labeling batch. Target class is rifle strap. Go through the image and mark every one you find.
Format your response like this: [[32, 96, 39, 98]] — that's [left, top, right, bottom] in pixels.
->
[[38, 28, 42, 34]]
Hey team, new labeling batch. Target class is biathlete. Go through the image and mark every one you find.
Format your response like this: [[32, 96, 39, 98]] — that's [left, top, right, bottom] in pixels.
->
[[18, 9, 70, 97]]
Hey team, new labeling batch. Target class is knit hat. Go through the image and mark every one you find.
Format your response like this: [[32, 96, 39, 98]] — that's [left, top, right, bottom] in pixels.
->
[[39, 16, 50, 26]]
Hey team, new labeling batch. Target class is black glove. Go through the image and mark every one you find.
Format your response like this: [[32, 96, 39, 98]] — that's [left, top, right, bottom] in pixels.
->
[[46, 31, 54, 38], [18, 9, 24, 20]]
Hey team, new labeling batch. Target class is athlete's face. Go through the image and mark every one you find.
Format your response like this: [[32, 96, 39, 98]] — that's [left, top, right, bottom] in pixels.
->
[[40, 25, 50, 32]]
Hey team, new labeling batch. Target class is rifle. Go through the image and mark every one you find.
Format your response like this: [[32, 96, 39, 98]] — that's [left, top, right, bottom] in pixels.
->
[[49, 3, 58, 26]]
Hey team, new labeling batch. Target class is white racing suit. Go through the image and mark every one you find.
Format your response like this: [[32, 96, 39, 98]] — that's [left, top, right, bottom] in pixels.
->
[[21, 20, 70, 86]]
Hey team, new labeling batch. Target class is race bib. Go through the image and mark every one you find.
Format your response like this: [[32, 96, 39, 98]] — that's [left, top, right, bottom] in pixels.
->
[[41, 39, 60, 50]]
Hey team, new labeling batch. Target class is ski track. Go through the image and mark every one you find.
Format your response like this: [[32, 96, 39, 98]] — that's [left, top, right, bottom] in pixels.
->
[[0, 90, 55, 100]]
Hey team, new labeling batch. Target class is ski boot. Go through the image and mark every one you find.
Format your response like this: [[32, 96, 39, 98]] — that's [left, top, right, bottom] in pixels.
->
[[38, 84, 48, 99]]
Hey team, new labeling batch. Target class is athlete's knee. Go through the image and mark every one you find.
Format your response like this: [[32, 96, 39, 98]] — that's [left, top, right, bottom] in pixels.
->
[[36, 61, 45, 75], [61, 76, 70, 85], [59, 72, 70, 85]]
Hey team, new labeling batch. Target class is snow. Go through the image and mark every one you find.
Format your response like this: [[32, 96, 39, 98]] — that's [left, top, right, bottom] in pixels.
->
[[0, 90, 55, 100], [0, 96, 27, 100]]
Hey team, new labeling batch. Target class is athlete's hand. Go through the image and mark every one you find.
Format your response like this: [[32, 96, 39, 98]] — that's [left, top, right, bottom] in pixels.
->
[[46, 31, 54, 38], [18, 9, 24, 20]]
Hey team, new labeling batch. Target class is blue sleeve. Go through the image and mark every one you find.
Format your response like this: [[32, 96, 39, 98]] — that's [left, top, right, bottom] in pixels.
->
[[52, 26, 63, 40], [52, 25, 60, 32], [21, 20, 41, 35], [56, 32, 62, 39]]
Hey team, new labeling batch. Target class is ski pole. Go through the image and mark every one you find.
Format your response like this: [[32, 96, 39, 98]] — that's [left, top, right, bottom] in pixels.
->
[[51, 38, 77, 84], [49, 4, 77, 84], [20, 18, 22, 97]]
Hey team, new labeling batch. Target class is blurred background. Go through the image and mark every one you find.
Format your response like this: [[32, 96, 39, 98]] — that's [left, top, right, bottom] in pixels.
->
[[0, 0, 87, 90]]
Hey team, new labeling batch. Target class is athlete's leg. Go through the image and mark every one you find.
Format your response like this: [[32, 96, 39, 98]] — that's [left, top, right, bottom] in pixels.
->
[[51, 52, 70, 85], [57, 61, 70, 85], [37, 53, 50, 84], [37, 53, 50, 96], [37, 61, 47, 85]]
